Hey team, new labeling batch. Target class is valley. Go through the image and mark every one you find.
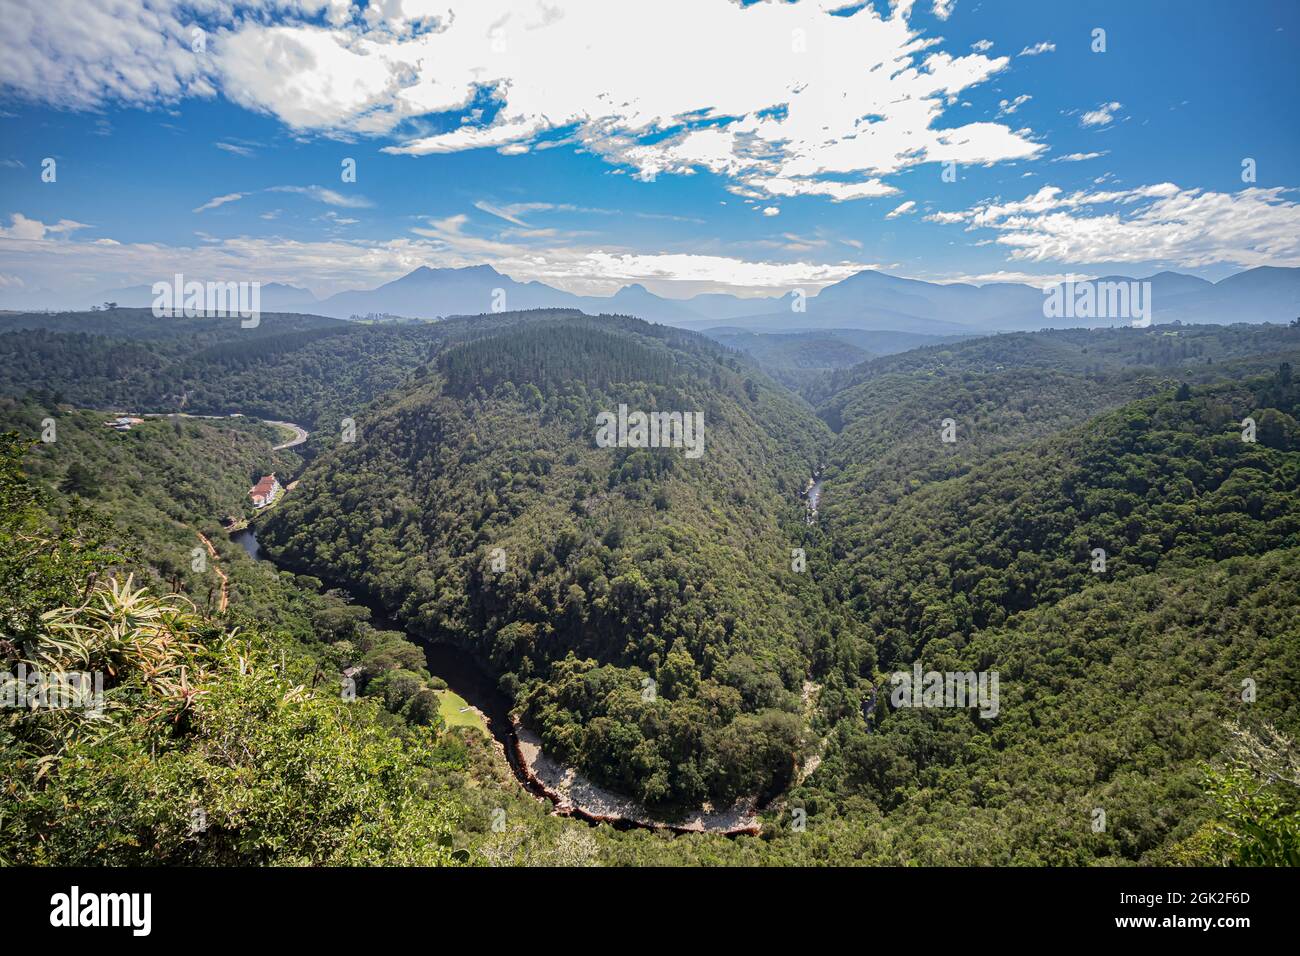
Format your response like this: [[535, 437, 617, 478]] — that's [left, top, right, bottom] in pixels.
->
[[2, 0, 1298, 915], [3, 306, 1299, 866]]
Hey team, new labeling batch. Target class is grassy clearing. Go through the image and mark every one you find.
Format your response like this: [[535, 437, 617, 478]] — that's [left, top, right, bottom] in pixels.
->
[[437, 689, 487, 734]]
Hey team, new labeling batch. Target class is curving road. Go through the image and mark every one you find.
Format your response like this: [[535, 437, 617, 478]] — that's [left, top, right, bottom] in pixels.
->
[[137, 411, 310, 450], [268, 420, 309, 449]]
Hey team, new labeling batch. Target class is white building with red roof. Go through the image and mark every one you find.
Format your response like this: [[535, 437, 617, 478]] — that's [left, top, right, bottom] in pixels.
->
[[249, 474, 282, 509]]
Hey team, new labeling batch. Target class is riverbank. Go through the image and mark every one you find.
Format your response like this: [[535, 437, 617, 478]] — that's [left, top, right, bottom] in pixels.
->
[[230, 523, 766, 836], [804, 471, 824, 524], [512, 721, 761, 835]]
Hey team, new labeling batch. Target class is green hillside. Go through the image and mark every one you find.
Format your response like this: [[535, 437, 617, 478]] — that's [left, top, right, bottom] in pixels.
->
[[3, 308, 1297, 866]]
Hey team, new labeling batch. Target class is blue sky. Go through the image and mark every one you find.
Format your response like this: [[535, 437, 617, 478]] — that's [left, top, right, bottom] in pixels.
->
[[1, 0, 1298, 305]]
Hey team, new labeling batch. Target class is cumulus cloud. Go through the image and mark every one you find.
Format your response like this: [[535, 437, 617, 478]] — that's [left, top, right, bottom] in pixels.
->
[[744, 176, 900, 201], [885, 200, 917, 218], [0, 213, 91, 240], [997, 94, 1031, 116], [0, 228, 880, 301], [0, 0, 219, 109], [970, 39, 993, 52], [1081, 102, 1124, 127], [925, 183, 1300, 268], [1, 2, 1042, 203], [372, 3, 1042, 198]]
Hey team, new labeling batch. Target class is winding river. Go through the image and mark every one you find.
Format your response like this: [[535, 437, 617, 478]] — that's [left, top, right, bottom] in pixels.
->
[[224, 448, 823, 833], [232, 529, 514, 750], [229, 526, 758, 834], [805, 475, 824, 524]]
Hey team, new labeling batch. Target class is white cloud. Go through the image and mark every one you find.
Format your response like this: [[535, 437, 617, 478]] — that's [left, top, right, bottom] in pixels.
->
[[567, 251, 873, 295], [474, 200, 532, 227], [0, 213, 90, 240], [215, 141, 255, 157], [0, 0, 216, 110], [924, 210, 967, 224], [193, 192, 248, 213], [192, 185, 370, 214], [932, 1, 956, 21], [1051, 151, 1108, 163], [362, 2, 1035, 197], [885, 200, 917, 218], [267, 185, 372, 208], [761, 206, 780, 217], [0, 228, 881, 301], [0, 1, 1042, 204], [1018, 42, 1056, 56], [997, 94, 1031, 116], [745, 176, 900, 201], [970, 39, 993, 52], [922, 268, 1082, 286], [926, 183, 1300, 268], [1081, 102, 1123, 127]]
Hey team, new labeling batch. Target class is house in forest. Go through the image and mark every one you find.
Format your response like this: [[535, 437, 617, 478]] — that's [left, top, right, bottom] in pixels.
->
[[249, 474, 282, 509]]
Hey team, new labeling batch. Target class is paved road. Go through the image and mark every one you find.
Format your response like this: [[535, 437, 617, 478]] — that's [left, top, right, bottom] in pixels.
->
[[268, 421, 309, 449], [137, 411, 310, 449]]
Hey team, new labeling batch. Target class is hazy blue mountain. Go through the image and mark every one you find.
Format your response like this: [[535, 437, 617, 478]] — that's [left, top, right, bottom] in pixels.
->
[[12, 265, 1295, 335], [83, 281, 318, 313], [604, 283, 704, 324], [277, 263, 1300, 331], [683, 291, 786, 321], [317, 264, 582, 319], [702, 266, 1300, 334]]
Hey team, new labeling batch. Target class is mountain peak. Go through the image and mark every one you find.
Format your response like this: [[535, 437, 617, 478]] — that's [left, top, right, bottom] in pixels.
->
[[402, 264, 503, 282]]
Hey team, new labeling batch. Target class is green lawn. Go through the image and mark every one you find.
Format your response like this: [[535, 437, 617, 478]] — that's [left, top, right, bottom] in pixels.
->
[[437, 689, 487, 734]]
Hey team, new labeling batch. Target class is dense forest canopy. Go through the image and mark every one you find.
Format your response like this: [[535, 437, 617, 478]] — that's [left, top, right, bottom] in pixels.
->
[[2, 306, 1297, 865]]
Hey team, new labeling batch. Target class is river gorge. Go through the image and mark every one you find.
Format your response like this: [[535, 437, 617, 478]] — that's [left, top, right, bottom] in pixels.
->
[[229, 525, 762, 836]]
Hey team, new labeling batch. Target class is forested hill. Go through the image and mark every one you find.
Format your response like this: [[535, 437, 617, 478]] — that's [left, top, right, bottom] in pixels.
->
[[0, 401, 299, 607], [251, 309, 1299, 860], [812, 321, 1300, 406], [789, 366, 1300, 862], [2, 304, 1297, 864], [0, 307, 595, 433], [259, 312, 854, 810]]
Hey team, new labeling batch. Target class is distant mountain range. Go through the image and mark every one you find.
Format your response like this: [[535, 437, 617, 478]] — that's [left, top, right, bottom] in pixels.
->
[[13, 264, 1299, 334]]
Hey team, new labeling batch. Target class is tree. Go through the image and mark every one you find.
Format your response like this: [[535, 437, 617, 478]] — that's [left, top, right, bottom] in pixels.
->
[[59, 462, 96, 497], [1175, 723, 1300, 866], [0, 436, 466, 866], [403, 688, 446, 730]]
